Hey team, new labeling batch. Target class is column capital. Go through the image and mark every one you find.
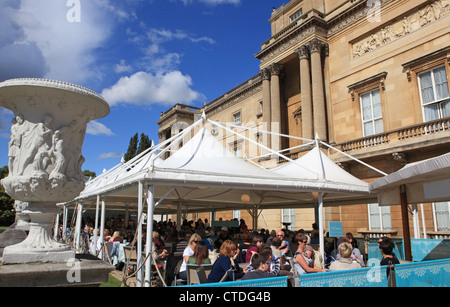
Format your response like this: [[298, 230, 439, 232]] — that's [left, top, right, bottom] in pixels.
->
[[259, 68, 271, 80], [295, 45, 310, 60], [269, 63, 283, 76], [307, 38, 328, 54]]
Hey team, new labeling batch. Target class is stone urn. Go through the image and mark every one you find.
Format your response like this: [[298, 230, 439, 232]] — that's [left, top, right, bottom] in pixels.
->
[[0, 78, 109, 264]]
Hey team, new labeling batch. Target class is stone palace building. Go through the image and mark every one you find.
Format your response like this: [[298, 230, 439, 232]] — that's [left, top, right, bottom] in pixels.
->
[[157, 0, 450, 239]]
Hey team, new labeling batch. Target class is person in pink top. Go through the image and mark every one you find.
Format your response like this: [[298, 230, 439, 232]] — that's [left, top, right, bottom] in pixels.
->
[[245, 236, 264, 263]]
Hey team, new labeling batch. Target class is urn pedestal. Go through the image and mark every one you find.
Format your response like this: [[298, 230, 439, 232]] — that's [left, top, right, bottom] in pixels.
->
[[0, 78, 109, 264]]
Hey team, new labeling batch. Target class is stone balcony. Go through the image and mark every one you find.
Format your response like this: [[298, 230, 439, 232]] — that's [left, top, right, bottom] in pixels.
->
[[283, 117, 450, 166], [334, 117, 450, 160]]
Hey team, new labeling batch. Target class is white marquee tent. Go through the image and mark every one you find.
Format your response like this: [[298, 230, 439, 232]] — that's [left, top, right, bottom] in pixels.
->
[[369, 152, 450, 206], [61, 115, 383, 286], [369, 151, 450, 261]]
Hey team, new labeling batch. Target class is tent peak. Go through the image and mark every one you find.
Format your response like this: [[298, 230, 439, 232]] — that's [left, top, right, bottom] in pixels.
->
[[201, 110, 206, 122]]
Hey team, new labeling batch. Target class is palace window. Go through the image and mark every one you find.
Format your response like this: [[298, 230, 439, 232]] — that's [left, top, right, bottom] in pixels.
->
[[348, 72, 387, 138], [434, 202, 450, 232], [282, 209, 296, 231], [233, 111, 242, 125], [360, 89, 384, 136], [418, 65, 450, 121], [368, 203, 392, 231], [229, 139, 243, 158], [290, 9, 302, 23]]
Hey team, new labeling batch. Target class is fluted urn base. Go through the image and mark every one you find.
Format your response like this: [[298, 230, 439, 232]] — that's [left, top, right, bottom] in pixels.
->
[[2, 202, 74, 264]]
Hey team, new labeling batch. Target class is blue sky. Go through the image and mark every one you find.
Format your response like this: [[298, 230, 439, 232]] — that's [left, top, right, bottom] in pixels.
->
[[0, 0, 278, 176]]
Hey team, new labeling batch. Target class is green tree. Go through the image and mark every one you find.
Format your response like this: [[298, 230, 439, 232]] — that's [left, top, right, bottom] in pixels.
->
[[83, 170, 96, 178], [0, 166, 14, 226], [124, 132, 139, 162], [124, 132, 153, 162], [137, 132, 152, 156]]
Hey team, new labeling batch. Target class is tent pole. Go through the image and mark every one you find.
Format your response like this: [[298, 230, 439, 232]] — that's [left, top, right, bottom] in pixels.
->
[[420, 204, 427, 239], [318, 193, 325, 261], [412, 204, 419, 239], [75, 202, 83, 252], [253, 206, 258, 231], [137, 181, 144, 287], [400, 185, 412, 261], [62, 205, 68, 243], [53, 213, 60, 241], [99, 199, 106, 259], [93, 195, 100, 254], [145, 185, 155, 287], [177, 201, 182, 231]]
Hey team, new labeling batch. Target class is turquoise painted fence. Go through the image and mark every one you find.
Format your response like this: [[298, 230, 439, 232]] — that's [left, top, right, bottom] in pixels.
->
[[176, 259, 450, 287], [298, 258, 450, 287], [407, 239, 450, 261], [299, 266, 388, 287], [395, 258, 450, 287], [178, 276, 288, 287]]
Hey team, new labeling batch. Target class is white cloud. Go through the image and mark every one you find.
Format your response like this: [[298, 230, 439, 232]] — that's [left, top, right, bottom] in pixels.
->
[[146, 28, 215, 45], [115, 59, 133, 74], [101, 71, 204, 107], [87, 120, 114, 136], [178, 0, 240, 5], [128, 27, 215, 74], [3, 0, 133, 84], [98, 152, 123, 159], [0, 1, 49, 81]]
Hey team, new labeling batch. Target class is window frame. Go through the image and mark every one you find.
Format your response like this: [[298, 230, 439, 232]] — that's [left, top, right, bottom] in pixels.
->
[[233, 111, 242, 125], [367, 203, 392, 232], [417, 64, 450, 122], [359, 88, 384, 137], [289, 9, 303, 23]]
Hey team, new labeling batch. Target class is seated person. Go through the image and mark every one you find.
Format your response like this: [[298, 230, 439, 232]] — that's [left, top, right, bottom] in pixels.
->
[[207, 240, 245, 283], [241, 253, 274, 280], [245, 236, 264, 263], [378, 237, 400, 280], [294, 233, 326, 275], [329, 242, 362, 271], [245, 244, 284, 276], [277, 230, 291, 257], [187, 241, 211, 265], [270, 237, 283, 259], [379, 237, 400, 266], [109, 231, 123, 243]]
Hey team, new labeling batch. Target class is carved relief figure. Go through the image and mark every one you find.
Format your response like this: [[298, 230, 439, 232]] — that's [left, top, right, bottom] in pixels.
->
[[49, 130, 65, 180], [8, 117, 20, 176], [17, 115, 54, 177], [353, 0, 449, 58]]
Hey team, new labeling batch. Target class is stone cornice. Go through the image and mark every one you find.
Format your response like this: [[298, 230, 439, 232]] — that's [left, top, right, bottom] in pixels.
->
[[255, 16, 328, 64], [156, 105, 200, 126], [205, 75, 262, 118], [255, 0, 398, 65]]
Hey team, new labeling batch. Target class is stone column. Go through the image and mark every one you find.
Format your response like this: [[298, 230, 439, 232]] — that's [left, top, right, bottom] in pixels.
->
[[322, 44, 334, 144], [309, 39, 327, 141], [270, 63, 283, 154], [260, 68, 271, 148], [296, 45, 313, 141]]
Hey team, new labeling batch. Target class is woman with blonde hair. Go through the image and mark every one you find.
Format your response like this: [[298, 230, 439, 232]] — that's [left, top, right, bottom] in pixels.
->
[[178, 233, 202, 280], [108, 231, 122, 243], [207, 240, 245, 283], [329, 242, 362, 271]]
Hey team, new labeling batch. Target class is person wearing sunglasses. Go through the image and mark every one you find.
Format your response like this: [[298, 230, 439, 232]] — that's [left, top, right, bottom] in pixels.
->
[[294, 233, 326, 275], [277, 230, 291, 257], [178, 233, 202, 280]]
